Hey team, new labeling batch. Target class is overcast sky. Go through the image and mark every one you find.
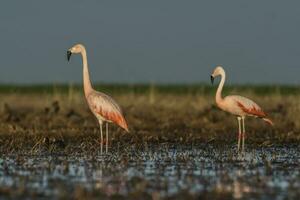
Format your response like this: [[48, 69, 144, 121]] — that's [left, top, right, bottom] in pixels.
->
[[0, 1, 300, 84]]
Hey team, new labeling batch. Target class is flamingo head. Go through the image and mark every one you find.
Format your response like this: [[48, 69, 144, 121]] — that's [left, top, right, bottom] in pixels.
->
[[67, 44, 85, 61], [210, 66, 225, 84]]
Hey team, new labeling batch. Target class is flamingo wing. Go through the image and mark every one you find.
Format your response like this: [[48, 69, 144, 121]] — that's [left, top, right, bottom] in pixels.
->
[[87, 91, 129, 132], [231, 95, 266, 117]]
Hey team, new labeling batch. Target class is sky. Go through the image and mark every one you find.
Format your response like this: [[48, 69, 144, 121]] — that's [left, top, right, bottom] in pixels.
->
[[0, 1, 300, 85]]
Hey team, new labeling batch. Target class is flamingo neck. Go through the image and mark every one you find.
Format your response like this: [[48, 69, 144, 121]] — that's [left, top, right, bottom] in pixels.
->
[[216, 71, 225, 104], [80, 48, 93, 96]]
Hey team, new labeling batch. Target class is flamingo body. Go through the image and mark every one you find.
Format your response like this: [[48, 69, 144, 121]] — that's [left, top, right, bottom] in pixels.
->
[[219, 95, 262, 117], [87, 91, 129, 131], [211, 66, 273, 152]]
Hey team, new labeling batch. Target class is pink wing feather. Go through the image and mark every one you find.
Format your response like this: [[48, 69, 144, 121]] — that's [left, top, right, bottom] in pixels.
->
[[87, 91, 129, 132], [236, 101, 266, 118], [232, 95, 273, 126]]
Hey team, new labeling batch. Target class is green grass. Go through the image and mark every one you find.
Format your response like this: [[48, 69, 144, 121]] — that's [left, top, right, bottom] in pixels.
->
[[0, 83, 299, 96]]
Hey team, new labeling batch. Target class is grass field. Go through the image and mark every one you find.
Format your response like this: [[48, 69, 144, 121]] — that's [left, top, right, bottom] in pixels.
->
[[0, 84, 300, 199], [1, 84, 300, 150]]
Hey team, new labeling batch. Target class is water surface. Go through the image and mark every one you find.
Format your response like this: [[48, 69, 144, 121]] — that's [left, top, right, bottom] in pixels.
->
[[0, 145, 299, 199]]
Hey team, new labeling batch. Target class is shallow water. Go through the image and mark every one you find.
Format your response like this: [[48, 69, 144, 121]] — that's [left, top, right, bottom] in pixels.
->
[[0, 145, 300, 199]]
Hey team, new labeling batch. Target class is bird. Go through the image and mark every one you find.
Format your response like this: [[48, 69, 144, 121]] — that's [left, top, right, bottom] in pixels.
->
[[67, 44, 129, 153], [210, 66, 273, 152]]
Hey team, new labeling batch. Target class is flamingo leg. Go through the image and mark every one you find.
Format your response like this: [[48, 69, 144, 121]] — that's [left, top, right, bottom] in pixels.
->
[[237, 117, 242, 152], [99, 122, 103, 154], [106, 123, 108, 153], [242, 117, 245, 152]]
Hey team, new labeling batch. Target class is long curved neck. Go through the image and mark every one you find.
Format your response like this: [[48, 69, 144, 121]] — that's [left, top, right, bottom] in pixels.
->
[[80, 48, 93, 96], [216, 71, 225, 104]]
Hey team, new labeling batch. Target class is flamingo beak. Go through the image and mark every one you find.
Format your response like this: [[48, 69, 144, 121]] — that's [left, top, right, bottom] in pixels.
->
[[210, 75, 214, 85], [67, 51, 72, 61]]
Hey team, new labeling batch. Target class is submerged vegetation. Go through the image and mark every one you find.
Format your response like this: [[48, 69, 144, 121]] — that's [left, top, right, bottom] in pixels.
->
[[0, 84, 300, 199]]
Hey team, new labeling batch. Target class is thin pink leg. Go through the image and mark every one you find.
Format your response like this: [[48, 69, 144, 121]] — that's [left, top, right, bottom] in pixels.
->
[[242, 117, 245, 152], [99, 122, 103, 154], [237, 117, 242, 152], [106, 123, 108, 153]]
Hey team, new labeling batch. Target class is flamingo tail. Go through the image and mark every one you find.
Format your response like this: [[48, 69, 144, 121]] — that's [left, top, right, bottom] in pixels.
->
[[262, 118, 274, 126]]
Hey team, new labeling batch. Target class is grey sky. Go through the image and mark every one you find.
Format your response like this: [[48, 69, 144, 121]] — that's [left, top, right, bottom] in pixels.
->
[[0, 1, 299, 84]]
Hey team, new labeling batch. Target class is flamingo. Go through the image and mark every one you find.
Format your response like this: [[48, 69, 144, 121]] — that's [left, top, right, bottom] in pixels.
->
[[210, 66, 273, 152], [67, 44, 129, 153]]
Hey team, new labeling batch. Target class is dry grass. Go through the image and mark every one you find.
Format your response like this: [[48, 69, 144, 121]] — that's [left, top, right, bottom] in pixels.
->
[[0, 86, 300, 154]]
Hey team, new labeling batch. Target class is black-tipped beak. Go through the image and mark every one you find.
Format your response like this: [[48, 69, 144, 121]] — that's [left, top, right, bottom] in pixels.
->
[[210, 75, 214, 85], [67, 51, 72, 61]]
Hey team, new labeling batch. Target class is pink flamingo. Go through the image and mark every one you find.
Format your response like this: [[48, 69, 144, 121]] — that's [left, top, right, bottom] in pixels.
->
[[210, 66, 273, 152], [67, 44, 129, 153]]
